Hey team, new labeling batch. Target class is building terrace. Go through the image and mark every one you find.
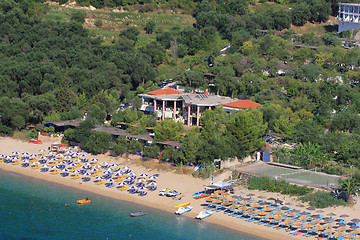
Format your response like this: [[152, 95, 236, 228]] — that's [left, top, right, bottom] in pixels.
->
[[139, 89, 262, 126]]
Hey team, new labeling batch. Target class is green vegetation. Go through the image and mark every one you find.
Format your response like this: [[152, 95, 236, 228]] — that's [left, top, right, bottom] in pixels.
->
[[247, 177, 313, 196], [1, 0, 360, 184], [300, 191, 347, 208]]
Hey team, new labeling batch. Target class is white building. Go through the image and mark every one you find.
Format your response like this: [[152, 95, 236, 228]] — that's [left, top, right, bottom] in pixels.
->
[[337, 3, 360, 32]]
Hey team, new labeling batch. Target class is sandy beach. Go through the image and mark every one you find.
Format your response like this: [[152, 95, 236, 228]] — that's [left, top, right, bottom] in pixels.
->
[[1, 137, 359, 240]]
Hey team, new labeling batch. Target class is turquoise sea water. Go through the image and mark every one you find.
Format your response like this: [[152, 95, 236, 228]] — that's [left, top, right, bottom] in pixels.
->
[[0, 170, 261, 240]]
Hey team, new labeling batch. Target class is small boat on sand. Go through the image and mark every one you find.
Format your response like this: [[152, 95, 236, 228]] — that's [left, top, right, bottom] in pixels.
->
[[175, 206, 193, 215], [77, 199, 91, 204], [174, 202, 190, 208], [130, 211, 146, 217], [195, 211, 213, 220]]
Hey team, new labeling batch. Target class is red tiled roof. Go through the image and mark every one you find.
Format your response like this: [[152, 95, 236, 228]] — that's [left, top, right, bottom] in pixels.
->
[[223, 100, 263, 109], [147, 89, 183, 95]]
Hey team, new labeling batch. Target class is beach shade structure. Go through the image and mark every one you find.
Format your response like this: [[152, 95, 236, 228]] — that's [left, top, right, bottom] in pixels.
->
[[219, 196, 227, 200], [298, 216, 309, 221], [83, 172, 91, 176], [324, 223, 335, 228], [324, 228, 336, 233], [257, 196, 266, 199], [307, 207, 315, 211], [148, 175, 157, 180], [103, 170, 113, 175], [129, 186, 137, 190], [22, 159, 30, 163], [247, 193, 255, 196], [64, 156, 72, 160], [256, 211, 268, 216], [139, 173, 148, 178], [95, 176, 103, 180], [340, 214, 350, 218], [238, 206, 249, 211], [283, 219, 294, 224], [138, 178, 146, 183], [262, 207, 273, 212], [212, 200, 222, 204], [228, 197, 237, 203], [29, 154, 38, 159], [302, 223, 314, 229], [312, 219, 324, 224], [239, 200, 250, 205], [128, 172, 136, 176], [42, 164, 49, 168], [118, 182, 127, 186], [249, 202, 260, 208], [280, 206, 290, 210], [267, 197, 276, 201], [222, 201, 231, 206], [73, 170, 81, 173], [12, 151, 20, 156], [91, 158, 99, 162], [61, 168, 69, 172], [296, 204, 305, 207], [352, 219, 360, 223], [273, 210, 284, 215], [292, 221, 305, 227], [245, 209, 256, 214], [100, 161, 109, 167], [327, 213, 337, 216], [122, 166, 130, 170], [313, 225, 325, 231], [205, 198, 214, 203], [107, 178, 114, 182], [337, 227, 349, 231], [214, 190, 224, 194], [110, 163, 119, 167], [21, 152, 29, 157], [79, 153, 87, 159], [56, 154, 64, 159], [138, 186, 147, 191], [39, 149, 46, 153], [333, 231, 345, 237], [211, 194, 221, 199], [222, 192, 231, 196]]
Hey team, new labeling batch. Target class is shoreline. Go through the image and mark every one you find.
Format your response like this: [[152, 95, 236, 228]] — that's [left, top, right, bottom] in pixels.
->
[[1, 137, 359, 240]]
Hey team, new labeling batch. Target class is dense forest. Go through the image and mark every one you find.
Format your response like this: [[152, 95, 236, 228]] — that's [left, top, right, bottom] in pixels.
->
[[1, 0, 360, 178]]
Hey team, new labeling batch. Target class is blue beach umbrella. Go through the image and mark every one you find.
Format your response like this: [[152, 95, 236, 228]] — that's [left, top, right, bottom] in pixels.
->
[[148, 181, 157, 186], [114, 172, 122, 176], [107, 178, 114, 182], [29, 154, 38, 159], [103, 170, 113, 175], [12, 151, 20, 156], [80, 153, 87, 158], [73, 170, 80, 173], [95, 176, 103, 180], [111, 163, 119, 167], [22, 152, 29, 156], [91, 158, 99, 162], [129, 186, 137, 189], [138, 186, 147, 191], [139, 173, 148, 178], [61, 168, 69, 172], [118, 182, 127, 186]]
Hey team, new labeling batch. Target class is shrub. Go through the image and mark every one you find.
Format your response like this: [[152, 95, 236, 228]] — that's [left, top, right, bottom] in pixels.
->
[[247, 177, 312, 196], [94, 19, 103, 28], [300, 191, 347, 208]]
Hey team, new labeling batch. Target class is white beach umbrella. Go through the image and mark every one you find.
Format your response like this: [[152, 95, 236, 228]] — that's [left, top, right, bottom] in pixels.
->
[[22, 159, 30, 163], [58, 161, 67, 165], [73, 170, 80, 173], [95, 176, 103, 180], [139, 173, 148, 178], [83, 172, 91, 176], [122, 166, 129, 170], [12, 157, 20, 161], [149, 175, 157, 180], [111, 163, 119, 167], [22, 152, 29, 156], [70, 163, 77, 167], [84, 162, 91, 166], [114, 172, 122, 176], [138, 178, 146, 183], [107, 178, 114, 182], [118, 182, 127, 186], [47, 152, 54, 156], [29, 154, 37, 159], [64, 156, 72, 160], [100, 161, 109, 166], [103, 170, 113, 175], [61, 168, 69, 172], [125, 176, 132, 180], [33, 161, 40, 165], [39, 156, 47, 160], [129, 186, 137, 189], [148, 181, 157, 186], [138, 186, 147, 191], [4, 155, 11, 159], [12, 151, 20, 156], [128, 172, 136, 176], [91, 158, 99, 162], [39, 149, 46, 153], [80, 153, 87, 158]]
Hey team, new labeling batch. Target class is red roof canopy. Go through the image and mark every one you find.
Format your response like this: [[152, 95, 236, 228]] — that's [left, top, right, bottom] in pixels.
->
[[147, 89, 183, 95], [223, 100, 263, 109]]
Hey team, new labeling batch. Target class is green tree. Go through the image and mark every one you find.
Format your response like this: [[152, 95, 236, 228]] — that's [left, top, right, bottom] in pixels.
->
[[292, 3, 311, 26], [86, 102, 107, 124], [119, 26, 140, 44], [339, 178, 360, 203], [143, 144, 160, 159], [225, 108, 267, 158], [85, 131, 112, 154], [144, 20, 155, 34], [70, 10, 86, 24], [154, 119, 184, 142], [113, 137, 128, 155]]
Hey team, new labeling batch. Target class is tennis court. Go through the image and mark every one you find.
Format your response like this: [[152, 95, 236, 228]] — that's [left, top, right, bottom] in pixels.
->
[[240, 163, 342, 189]]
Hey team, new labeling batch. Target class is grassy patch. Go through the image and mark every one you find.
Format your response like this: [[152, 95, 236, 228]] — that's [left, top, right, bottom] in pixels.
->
[[300, 191, 347, 208], [247, 177, 313, 196]]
